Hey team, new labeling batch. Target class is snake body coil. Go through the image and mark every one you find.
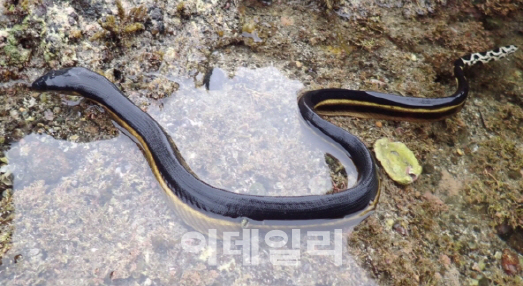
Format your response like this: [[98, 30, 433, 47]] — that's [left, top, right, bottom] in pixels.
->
[[31, 45, 517, 232]]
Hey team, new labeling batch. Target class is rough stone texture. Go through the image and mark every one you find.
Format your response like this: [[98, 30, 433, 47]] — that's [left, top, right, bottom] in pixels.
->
[[0, 0, 522, 285]]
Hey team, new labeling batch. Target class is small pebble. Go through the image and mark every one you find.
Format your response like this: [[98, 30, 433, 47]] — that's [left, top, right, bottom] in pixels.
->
[[422, 163, 435, 174], [507, 169, 521, 180], [501, 248, 521, 275], [393, 222, 408, 236]]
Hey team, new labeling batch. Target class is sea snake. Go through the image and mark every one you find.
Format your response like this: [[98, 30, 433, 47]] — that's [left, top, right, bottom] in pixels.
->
[[31, 45, 518, 233]]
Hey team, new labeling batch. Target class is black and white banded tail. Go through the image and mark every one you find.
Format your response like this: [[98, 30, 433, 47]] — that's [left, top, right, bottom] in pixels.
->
[[460, 45, 518, 66]]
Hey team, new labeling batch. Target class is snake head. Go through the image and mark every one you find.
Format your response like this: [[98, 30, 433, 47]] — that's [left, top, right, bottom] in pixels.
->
[[31, 68, 78, 91], [31, 67, 104, 98], [31, 67, 125, 105]]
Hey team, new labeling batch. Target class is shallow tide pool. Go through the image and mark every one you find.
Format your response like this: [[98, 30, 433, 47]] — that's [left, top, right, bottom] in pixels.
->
[[0, 67, 376, 285]]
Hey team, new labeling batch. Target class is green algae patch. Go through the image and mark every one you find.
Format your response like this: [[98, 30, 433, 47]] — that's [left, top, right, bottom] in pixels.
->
[[0, 16, 43, 67], [373, 138, 422, 185]]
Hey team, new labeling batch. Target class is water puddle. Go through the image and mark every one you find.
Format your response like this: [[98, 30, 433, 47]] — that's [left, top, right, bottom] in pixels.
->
[[0, 67, 376, 285]]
